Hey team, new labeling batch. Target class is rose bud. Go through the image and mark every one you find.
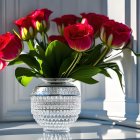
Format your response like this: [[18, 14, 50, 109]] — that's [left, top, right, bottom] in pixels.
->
[[64, 22, 94, 52], [28, 8, 52, 32], [52, 15, 80, 35], [0, 32, 22, 70], [15, 17, 35, 40], [100, 20, 132, 48], [81, 13, 109, 37], [48, 35, 67, 44]]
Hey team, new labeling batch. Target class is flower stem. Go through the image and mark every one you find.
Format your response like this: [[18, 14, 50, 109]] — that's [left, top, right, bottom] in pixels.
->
[[61, 52, 82, 78], [45, 32, 49, 43], [27, 39, 34, 50], [42, 32, 46, 47], [66, 53, 82, 77], [93, 45, 110, 66]]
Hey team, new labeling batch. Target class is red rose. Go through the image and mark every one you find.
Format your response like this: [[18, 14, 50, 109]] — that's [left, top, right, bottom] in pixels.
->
[[28, 8, 52, 32], [52, 15, 80, 35], [48, 35, 67, 44], [100, 20, 132, 48], [81, 13, 109, 37], [15, 17, 35, 40], [0, 32, 22, 70], [64, 23, 94, 52]]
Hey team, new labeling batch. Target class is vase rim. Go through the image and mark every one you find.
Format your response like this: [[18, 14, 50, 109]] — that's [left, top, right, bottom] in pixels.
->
[[39, 78, 75, 83]]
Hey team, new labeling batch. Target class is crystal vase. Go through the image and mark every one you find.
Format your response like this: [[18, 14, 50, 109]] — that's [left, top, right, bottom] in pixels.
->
[[31, 78, 81, 132]]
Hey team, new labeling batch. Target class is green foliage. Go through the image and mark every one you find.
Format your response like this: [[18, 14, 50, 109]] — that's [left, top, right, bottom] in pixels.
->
[[9, 54, 41, 71], [100, 68, 112, 78], [35, 44, 45, 57], [3, 9, 139, 91], [70, 66, 101, 84], [79, 44, 104, 65], [43, 40, 73, 77], [98, 62, 123, 89], [9, 39, 137, 88], [59, 56, 73, 77], [15, 67, 37, 86]]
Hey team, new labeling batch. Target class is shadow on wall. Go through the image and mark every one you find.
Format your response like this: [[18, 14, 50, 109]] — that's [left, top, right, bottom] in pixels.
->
[[80, 40, 140, 130], [120, 40, 139, 129]]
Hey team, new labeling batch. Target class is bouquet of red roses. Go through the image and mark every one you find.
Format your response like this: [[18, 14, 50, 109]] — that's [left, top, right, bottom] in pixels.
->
[[0, 8, 137, 87]]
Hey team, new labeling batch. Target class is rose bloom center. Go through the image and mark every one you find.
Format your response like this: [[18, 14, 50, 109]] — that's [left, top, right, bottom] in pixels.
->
[[69, 25, 90, 39]]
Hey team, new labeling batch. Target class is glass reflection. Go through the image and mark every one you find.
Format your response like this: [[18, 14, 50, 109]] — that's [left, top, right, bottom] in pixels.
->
[[38, 131, 72, 140]]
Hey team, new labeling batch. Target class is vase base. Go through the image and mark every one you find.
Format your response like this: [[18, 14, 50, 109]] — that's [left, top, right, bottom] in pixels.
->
[[42, 130, 71, 140]]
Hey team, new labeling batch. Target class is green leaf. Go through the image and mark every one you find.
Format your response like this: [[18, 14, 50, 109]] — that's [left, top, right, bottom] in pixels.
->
[[100, 68, 112, 78], [44, 40, 73, 77], [36, 40, 46, 51], [27, 40, 34, 50], [28, 50, 45, 60], [80, 44, 104, 65], [8, 52, 42, 67], [98, 62, 123, 89], [59, 52, 78, 77], [8, 57, 23, 65], [59, 57, 72, 77], [35, 45, 45, 57], [70, 66, 101, 84], [15, 67, 36, 86], [15, 54, 41, 71], [98, 62, 117, 68], [111, 64, 123, 89]]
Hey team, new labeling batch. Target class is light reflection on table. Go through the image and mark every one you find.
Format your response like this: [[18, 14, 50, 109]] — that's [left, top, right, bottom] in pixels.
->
[[38, 132, 72, 140], [0, 119, 140, 140]]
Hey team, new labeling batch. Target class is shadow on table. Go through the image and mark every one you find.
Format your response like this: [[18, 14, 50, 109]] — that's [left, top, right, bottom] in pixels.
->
[[0, 128, 42, 135], [0, 124, 104, 136], [0, 121, 35, 129]]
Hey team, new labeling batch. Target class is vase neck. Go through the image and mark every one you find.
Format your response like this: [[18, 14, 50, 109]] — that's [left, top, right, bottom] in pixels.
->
[[40, 78, 74, 84]]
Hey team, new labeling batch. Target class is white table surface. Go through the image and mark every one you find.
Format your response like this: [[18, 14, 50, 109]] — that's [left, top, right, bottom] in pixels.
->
[[0, 119, 140, 140]]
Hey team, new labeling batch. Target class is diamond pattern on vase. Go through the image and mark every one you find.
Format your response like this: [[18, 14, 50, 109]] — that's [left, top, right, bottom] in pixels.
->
[[31, 79, 81, 132]]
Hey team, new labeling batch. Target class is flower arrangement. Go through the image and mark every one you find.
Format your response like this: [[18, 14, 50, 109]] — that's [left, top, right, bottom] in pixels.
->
[[0, 8, 138, 87]]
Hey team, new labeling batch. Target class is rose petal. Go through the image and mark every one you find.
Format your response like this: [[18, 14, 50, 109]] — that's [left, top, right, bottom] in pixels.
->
[[0, 32, 22, 61], [52, 15, 80, 26], [64, 23, 94, 52], [15, 17, 33, 29], [81, 13, 109, 36], [101, 20, 132, 48], [28, 8, 52, 22], [48, 35, 67, 44], [67, 35, 92, 52]]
